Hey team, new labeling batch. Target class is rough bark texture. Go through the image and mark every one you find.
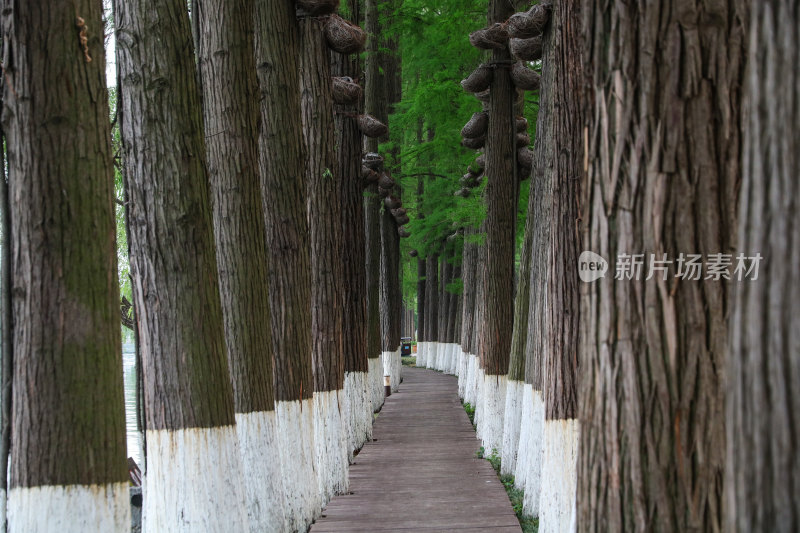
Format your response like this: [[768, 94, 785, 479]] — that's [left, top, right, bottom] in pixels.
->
[[301, 17, 345, 393], [460, 230, 478, 354], [726, 2, 799, 531], [195, 0, 275, 414], [379, 208, 401, 352], [508, 214, 532, 382], [116, 0, 236, 433], [333, 2, 368, 375], [4, 0, 128, 486], [364, 0, 386, 361], [479, 0, 516, 376], [365, 187, 382, 360], [541, 0, 582, 421], [578, 1, 747, 531], [425, 254, 439, 345], [0, 85, 10, 517], [254, 0, 313, 402]]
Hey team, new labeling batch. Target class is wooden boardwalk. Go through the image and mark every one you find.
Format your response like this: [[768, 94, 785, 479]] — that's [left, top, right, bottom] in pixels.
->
[[311, 366, 522, 533]]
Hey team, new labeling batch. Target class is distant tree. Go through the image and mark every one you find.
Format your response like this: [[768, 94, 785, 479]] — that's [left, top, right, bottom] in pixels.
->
[[3, 1, 129, 529], [364, 0, 388, 409]]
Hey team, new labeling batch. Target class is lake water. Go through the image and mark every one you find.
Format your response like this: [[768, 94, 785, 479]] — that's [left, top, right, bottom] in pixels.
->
[[122, 343, 142, 466]]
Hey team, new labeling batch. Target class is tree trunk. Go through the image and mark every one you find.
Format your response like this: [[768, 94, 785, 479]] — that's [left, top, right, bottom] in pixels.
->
[[252, 1, 319, 528], [299, 14, 348, 502], [416, 256, 426, 358], [435, 252, 452, 372], [364, 0, 387, 411], [578, 1, 746, 531], [3, 1, 129, 529], [458, 229, 479, 402], [194, 0, 284, 528], [114, 0, 252, 527], [333, 0, 372, 458], [380, 207, 402, 391], [0, 81, 9, 533], [475, 0, 517, 454], [501, 206, 533, 477], [425, 253, 440, 373], [516, 101, 550, 512], [726, 2, 798, 531], [528, 2, 585, 530]]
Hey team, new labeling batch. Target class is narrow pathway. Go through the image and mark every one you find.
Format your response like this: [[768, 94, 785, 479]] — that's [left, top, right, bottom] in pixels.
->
[[311, 366, 522, 532]]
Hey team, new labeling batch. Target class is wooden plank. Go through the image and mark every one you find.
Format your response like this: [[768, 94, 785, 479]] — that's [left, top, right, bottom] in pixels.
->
[[310, 367, 522, 532]]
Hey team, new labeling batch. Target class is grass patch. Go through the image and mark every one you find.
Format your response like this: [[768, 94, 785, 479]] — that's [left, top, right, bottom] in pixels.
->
[[470, 423, 538, 533], [401, 356, 416, 367], [463, 402, 476, 429]]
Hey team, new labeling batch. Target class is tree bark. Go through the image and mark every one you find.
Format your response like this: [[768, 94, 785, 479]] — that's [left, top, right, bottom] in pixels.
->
[[578, 1, 747, 531], [0, 76, 9, 533], [364, 0, 386, 411], [253, 2, 318, 528], [3, 0, 128, 527], [195, 0, 285, 528], [479, 0, 517, 377], [425, 254, 439, 351], [254, 0, 313, 405], [726, 2, 799, 531], [114, 0, 250, 527], [195, 0, 274, 418], [300, 16, 345, 396]]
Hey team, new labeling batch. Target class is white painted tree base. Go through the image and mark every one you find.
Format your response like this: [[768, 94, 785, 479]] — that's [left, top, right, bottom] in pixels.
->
[[275, 399, 320, 531], [520, 388, 545, 517], [473, 366, 486, 435], [382, 349, 401, 392], [451, 345, 462, 376], [426, 342, 438, 370], [313, 390, 349, 502], [443, 343, 455, 374], [538, 418, 579, 533], [368, 357, 384, 412], [142, 425, 250, 532], [464, 354, 479, 406], [8, 482, 129, 533], [416, 341, 428, 367], [344, 371, 372, 458], [477, 373, 507, 455], [235, 410, 287, 532], [500, 379, 524, 476], [457, 348, 469, 399]]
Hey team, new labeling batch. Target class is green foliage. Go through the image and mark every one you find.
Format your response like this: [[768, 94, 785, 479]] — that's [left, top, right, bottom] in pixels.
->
[[463, 402, 476, 427], [388, 0, 541, 309], [109, 88, 134, 343], [401, 356, 417, 367]]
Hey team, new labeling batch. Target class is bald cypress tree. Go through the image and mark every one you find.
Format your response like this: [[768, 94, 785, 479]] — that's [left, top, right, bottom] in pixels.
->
[[3, 1, 129, 529], [299, 12, 349, 501], [474, 0, 517, 455], [113, 0, 249, 527], [194, 0, 285, 528], [254, 0, 318, 528]]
